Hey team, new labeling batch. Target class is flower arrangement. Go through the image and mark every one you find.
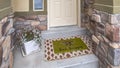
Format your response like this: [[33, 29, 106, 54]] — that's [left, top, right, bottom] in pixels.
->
[[18, 26, 42, 56], [21, 26, 41, 45]]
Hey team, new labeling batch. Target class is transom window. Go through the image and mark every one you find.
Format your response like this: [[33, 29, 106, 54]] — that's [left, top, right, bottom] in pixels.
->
[[33, 0, 44, 11]]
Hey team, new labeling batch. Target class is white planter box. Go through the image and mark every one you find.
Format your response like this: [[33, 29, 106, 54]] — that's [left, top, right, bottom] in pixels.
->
[[21, 40, 40, 56]]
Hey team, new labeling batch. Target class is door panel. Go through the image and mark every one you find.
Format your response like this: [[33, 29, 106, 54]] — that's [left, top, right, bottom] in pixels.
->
[[48, 0, 77, 27]]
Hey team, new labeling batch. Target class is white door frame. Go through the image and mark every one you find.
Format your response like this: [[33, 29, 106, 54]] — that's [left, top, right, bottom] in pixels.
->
[[47, 0, 81, 30], [47, 0, 50, 30], [77, 0, 81, 27]]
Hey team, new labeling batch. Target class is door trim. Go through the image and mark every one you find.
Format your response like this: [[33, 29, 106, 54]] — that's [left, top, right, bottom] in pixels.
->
[[47, 0, 50, 30], [47, 0, 81, 30], [77, 0, 81, 27]]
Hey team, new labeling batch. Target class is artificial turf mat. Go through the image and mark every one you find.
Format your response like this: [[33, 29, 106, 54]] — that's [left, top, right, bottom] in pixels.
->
[[53, 38, 88, 54]]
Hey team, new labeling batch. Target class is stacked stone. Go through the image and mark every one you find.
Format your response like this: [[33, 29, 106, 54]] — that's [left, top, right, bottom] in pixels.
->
[[82, 0, 120, 67], [13, 15, 47, 48], [14, 15, 47, 31], [89, 10, 120, 68], [81, 0, 94, 27], [0, 15, 14, 68]]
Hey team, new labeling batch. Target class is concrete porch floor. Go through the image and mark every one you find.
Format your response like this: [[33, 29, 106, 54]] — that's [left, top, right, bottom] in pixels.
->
[[13, 48, 98, 68], [13, 26, 99, 68]]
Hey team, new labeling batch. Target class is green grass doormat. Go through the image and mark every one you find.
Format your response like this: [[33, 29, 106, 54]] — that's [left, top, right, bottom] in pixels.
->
[[44, 35, 93, 61], [53, 38, 88, 54]]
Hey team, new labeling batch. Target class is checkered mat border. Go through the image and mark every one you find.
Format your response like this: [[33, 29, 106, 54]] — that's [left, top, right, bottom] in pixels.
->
[[44, 35, 93, 61]]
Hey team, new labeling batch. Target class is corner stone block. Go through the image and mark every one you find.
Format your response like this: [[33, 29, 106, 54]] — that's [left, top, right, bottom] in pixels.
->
[[108, 43, 120, 66], [91, 35, 100, 53], [91, 14, 101, 22], [35, 25, 47, 31], [105, 23, 120, 42], [30, 20, 40, 26], [109, 14, 120, 25], [100, 11, 109, 24], [92, 35, 100, 45], [38, 15, 47, 22]]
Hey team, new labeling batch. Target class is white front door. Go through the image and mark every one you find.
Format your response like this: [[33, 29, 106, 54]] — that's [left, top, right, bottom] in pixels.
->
[[48, 0, 77, 27]]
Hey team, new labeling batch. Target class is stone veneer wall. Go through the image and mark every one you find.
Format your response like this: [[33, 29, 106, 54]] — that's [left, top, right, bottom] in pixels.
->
[[14, 15, 47, 31], [83, 0, 120, 68], [12, 15, 47, 47], [0, 14, 14, 68]]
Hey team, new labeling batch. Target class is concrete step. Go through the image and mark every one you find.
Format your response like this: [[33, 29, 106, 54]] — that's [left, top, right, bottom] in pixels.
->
[[56, 54, 99, 68], [41, 26, 90, 39], [13, 48, 99, 68]]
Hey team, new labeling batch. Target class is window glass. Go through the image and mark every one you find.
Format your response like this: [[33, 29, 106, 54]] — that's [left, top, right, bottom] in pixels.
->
[[33, 0, 44, 11]]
